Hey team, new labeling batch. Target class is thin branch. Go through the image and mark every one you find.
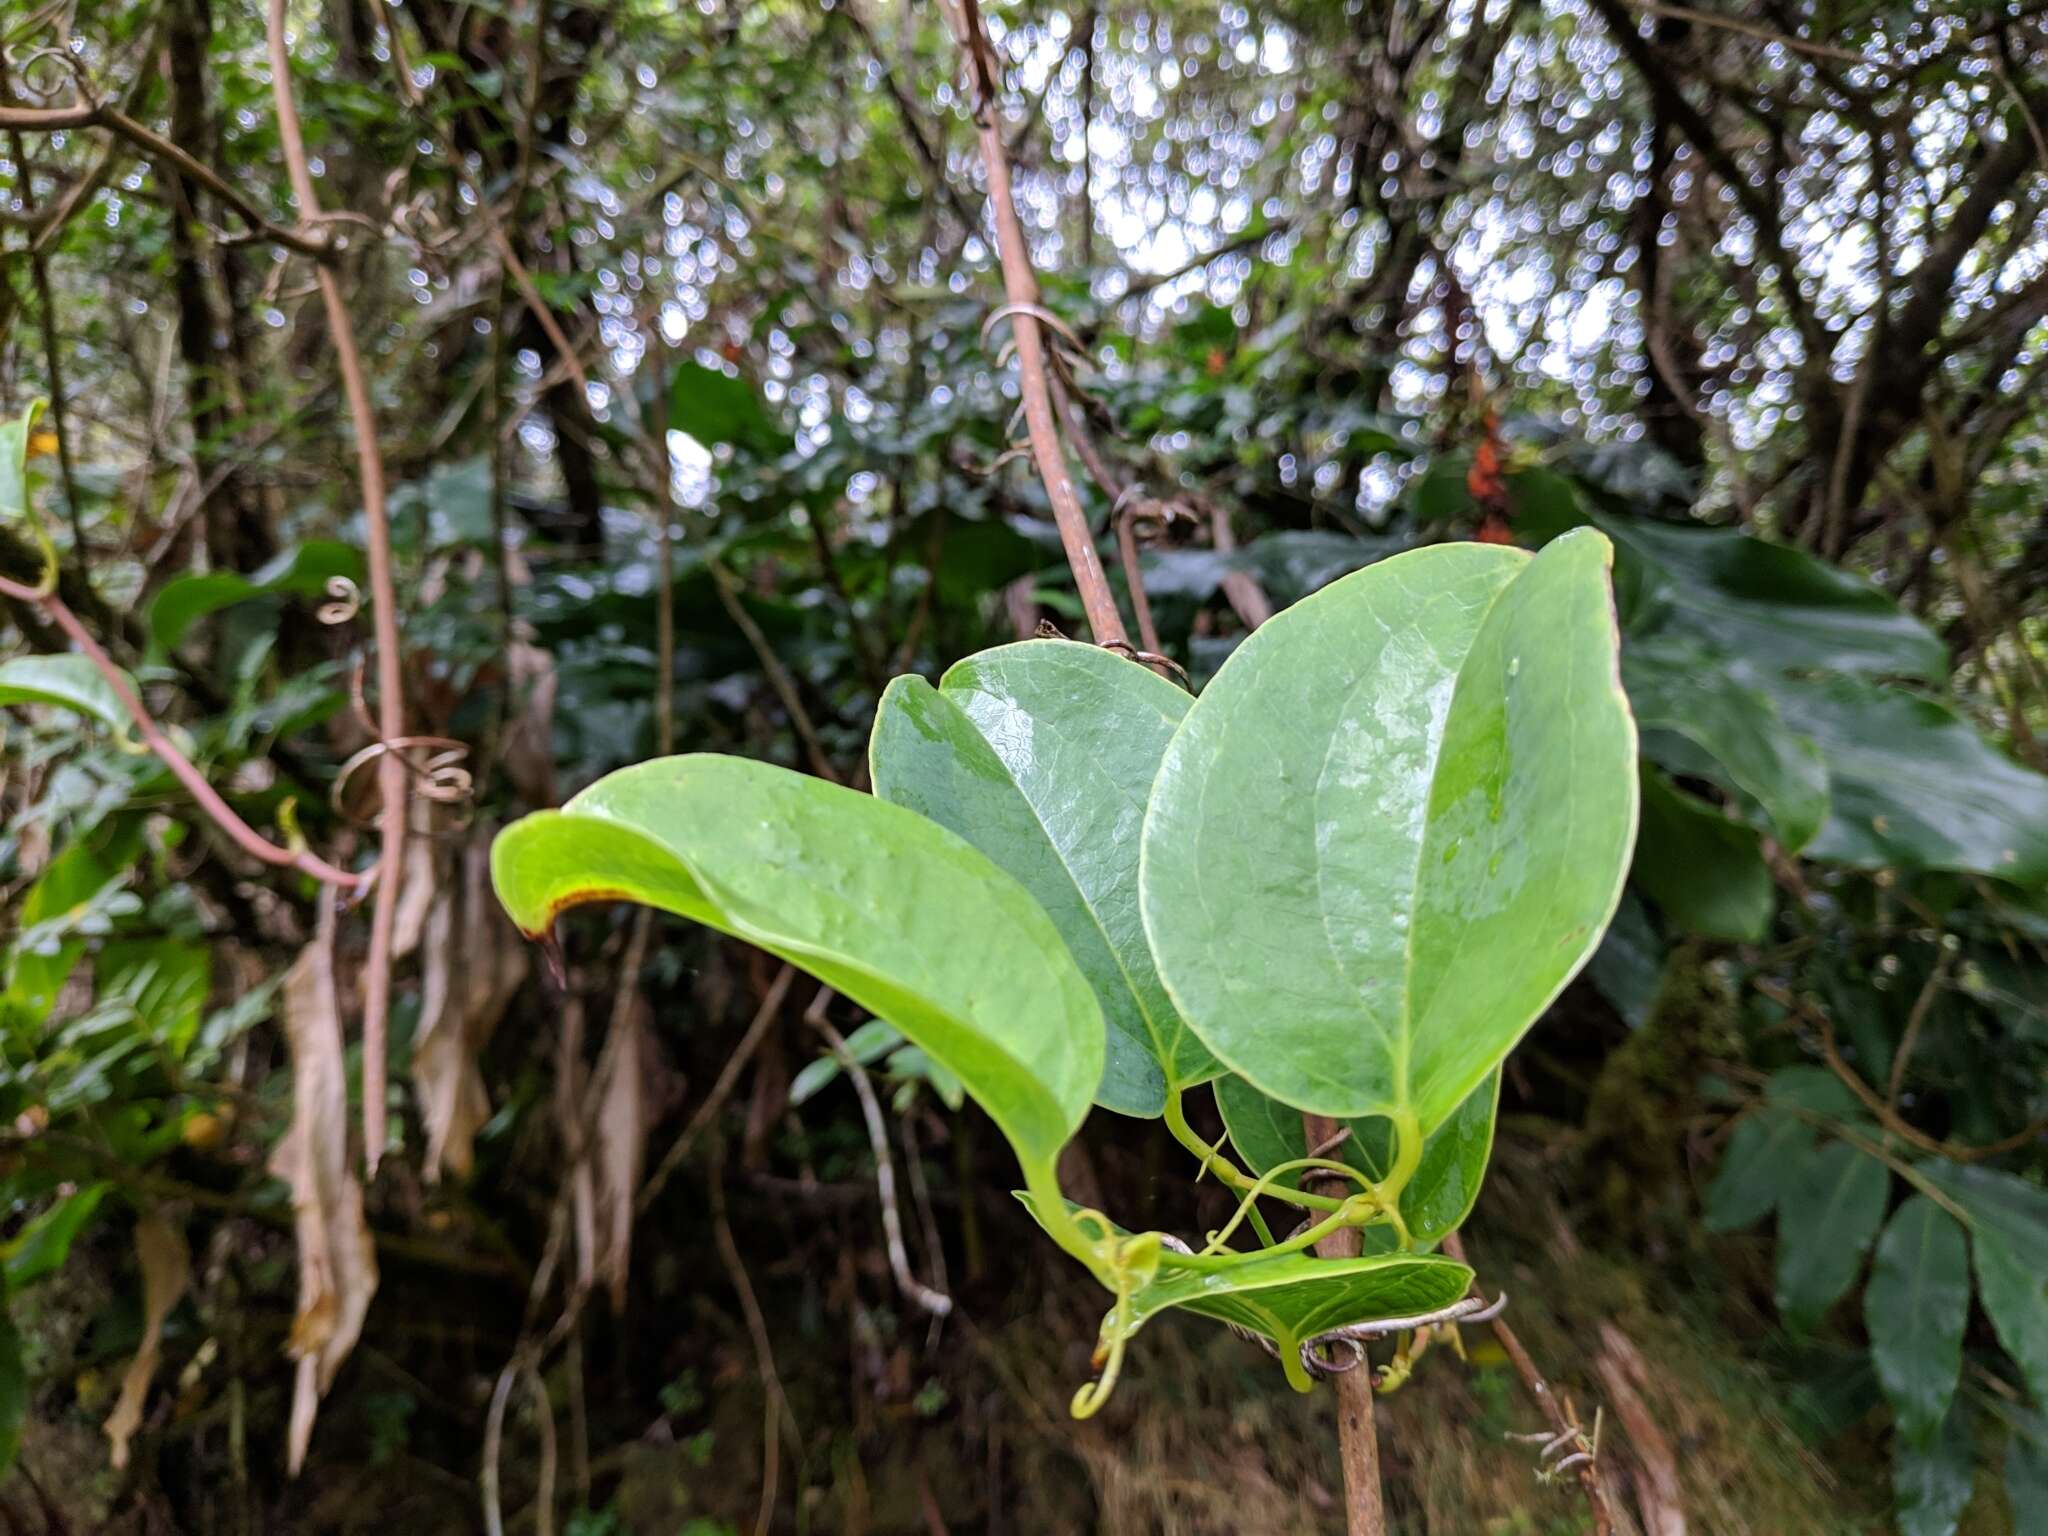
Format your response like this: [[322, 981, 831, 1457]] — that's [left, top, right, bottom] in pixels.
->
[[265, 0, 409, 1175], [1441, 1232, 1617, 1536], [814, 1009, 953, 1320], [1300, 1113, 1386, 1536], [1886, 947, 1955, 1109], [708, 1144, 791, 1536], [0, 100, 331, 259], [0, 575, 365, 887], [637, 964, 797, 1216], [1755, 977, 2048, 1162], [942, 0, 1129, 647]]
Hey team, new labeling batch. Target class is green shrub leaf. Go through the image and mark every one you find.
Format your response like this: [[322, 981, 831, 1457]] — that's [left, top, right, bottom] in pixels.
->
[[1893, 1405, 1975, 1536], [1918, 1163, 2048, 1406], [1142, 530, 1637, 1129], [0, 653, 135, 736], [491, 755, 1103, 1179], [1774, 1139, 1889, 1330], [871, 640, 1203, 1116], [1632, 766, 1775, 942], [147, 540, 365, 651], [1867, 1196, 1969, 1445]]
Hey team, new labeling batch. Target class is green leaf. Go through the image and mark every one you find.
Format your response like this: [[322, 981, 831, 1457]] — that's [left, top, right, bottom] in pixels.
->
[[2007, 1412, 2048, 1536], [1867, 1196, 1970, 1445], [1772, 677, 2048, 885], [1773, 1139, 1889, 1330], [1632, 766, 1775, 941], [0, 1303, 23, 1480], [1601, 516, 1947, 682], [1917, 1163, 2048, 1406], [4, 1183, 111, 1289], [97, 938, 212, 1059], [491, 755, 1103, 1176], [1016, 1194, 1473, 1382], [1586, 888, 1664, 1029], [0, 653, 135, 736], [1624, 635, 1829, 852], [1213, 1070, 1499, 1249], [789, 1019, 903, 1107], [667, 360, 791, 458], [147, 540, 365, 651], [1894, 1405, 1975, 1536], [871, 641, 1202, 1116], [1703, 1108, 1812, 1232], [1142, 530, 1638, 1130]]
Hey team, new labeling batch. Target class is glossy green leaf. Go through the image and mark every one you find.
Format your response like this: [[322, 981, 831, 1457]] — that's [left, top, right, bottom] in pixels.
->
[[1867, 1196, 1970, 1445], [1601, 516, 1947, 682], [1213, 1069, 1499, 1249], [1143, 530, 1637, 1129], [667, 360, 791, 458], [1894, 1405, 1975, 1536], [1632, 766, 1774, 942], [871, 641, 1202, 1116], [491, 754, 1103, 1173], [0, 653, 134, 736], [1773, 1139, 1889, 1330], [1772, 677, 2048, 885], [147, 540, 365, 651], [3, 1183, 111, 1289], [1624, 635, 1829, 852], [1918, 1163, 2048, 1406]]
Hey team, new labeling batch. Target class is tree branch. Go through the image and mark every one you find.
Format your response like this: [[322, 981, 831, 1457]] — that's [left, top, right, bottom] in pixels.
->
[[265, 0, 410, 1175]]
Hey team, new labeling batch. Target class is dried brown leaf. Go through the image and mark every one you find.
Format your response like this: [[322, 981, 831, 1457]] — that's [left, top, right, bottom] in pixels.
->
[[413, 830, 529, 1182], [103, 1210, 191, 1469], [270, 905, 379, 1475], [502, 640, 559, 809], [593, 995, 650, 1312]]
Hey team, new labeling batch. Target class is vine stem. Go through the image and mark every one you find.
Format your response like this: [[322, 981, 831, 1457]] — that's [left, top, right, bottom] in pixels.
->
[[943, 0, 1130, 648], [265, 0, 408, 1175], [0, 572, 366, 889], [1304, 1113, 1388, 1536]]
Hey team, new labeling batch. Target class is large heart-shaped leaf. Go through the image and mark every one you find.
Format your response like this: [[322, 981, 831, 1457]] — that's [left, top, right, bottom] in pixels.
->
[[870, 641, 1206, 1116], [1142, 530, 1637, 1129], [1212, 1069, 1499, 1249], [491, 755, 1103, 1177]]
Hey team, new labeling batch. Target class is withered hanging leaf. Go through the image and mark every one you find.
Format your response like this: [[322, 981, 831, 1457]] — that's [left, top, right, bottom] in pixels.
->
[[556, 998, 598, 1289], [270, 906, 379, 1475], [413, 831, 529, 1182], [593, 994, 650, 1312], [390, 801, 442, 961], [502, 640, 559, 810], [102, 1211, 191, 1470]]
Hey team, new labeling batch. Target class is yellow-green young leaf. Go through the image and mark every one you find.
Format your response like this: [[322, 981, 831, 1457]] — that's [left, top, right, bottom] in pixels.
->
[[0, 654, 135, 737], [1015, 1194, 1471, 1387], [1774, 1139, 1889, 1331], [871, 641, 1205, 1117], [1142, 530, 1637, 1130], [1212, 1069, 1499, 1249], [1867, 1196, 1969, 1446], [490, 755, 1103, 1173]]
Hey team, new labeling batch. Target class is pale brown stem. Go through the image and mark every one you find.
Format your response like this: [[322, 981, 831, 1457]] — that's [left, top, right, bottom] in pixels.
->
[[0, 575, 365, 888], [265, 0, 408, 1175], [945, 0, 1128, 647], [1302, 1111, 1387, 1535], [0, 101, 331, 258]]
